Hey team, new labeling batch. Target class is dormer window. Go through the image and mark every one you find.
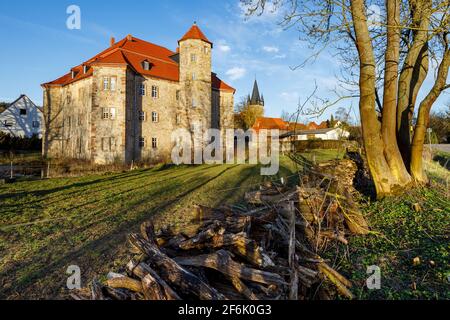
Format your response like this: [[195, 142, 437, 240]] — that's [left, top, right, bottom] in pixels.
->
[[142, 60, 152, 71], [71, 71, 76, 79], [83, 65, 88, 74]]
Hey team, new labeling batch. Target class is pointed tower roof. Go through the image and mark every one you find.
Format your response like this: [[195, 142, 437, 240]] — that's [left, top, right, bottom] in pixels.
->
[[250, 79, 263, 105], [179, 22, 213, 46]]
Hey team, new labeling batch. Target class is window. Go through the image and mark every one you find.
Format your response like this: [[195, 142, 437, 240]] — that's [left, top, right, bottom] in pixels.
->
[[102, 107, 116, 120], [32, 121, 40, 128], [139, 137, 145, 148], [191, 53, 197, 63], [176, 114, 181, 125], [83, 65, 88, 74], [138, 111, 146, 121], [152, 112, 159, 123], [192, 98, 197, 108], [103, 77, 110, 90], [20, 109, 27, 116], [176, 90, 180, 101], [102, 137, 115, 152], [3, 120, 14, 127], [204, 46, 208, 54], [151, 85, 158, 98], [143, 60, 151, 70], [110, 77, 117, 91], [192, 73, 196, 81], [152, 137, 158, 149], [139, 84, 146, 96]]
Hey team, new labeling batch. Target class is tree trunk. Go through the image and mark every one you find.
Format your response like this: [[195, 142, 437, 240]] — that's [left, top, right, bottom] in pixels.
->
[[396, 0, 431, 166], [382, 0, 412, 186], [410, 48, 450, 182], [351, 0, 399, 197]]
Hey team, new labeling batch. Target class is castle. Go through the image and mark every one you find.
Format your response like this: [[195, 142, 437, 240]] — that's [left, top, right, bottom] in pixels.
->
[[42, 23, 235, 164]]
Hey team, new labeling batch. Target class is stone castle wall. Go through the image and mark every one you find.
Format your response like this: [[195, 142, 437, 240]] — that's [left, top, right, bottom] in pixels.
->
[[44, 40, 234, 164]]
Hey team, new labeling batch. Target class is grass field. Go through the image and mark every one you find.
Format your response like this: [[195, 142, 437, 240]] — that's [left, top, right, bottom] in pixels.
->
[[0, 156, 304, 299], [0, 149, 448, 300], [327, 155, 450, 300]]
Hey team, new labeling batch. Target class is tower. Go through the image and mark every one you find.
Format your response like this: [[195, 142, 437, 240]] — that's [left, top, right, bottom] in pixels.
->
[[247, 79, 265, 116], [178, 23, 213, 131]]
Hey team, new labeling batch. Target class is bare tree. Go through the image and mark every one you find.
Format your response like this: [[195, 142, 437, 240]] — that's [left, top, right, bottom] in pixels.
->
[[243, 0, 450, 198]]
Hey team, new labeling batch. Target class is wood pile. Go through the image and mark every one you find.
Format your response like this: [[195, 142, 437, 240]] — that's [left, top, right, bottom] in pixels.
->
[[72, 159, 370, 301]]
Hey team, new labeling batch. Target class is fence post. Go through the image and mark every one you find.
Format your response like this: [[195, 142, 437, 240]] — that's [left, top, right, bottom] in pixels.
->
[[47, 161, 50, 179], [10, 161, 13, 179]]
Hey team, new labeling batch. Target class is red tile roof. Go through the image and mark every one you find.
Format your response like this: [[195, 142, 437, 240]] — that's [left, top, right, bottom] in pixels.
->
[[212, 73, 235, 93], [288, 122, 308, 131], [253, 117, 289, 132], [178, 23, 212, 46], [43, 29, 232, 92]]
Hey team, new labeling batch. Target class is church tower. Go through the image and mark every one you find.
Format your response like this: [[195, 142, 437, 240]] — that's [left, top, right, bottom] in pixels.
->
[[178, 23, 213, 131], [247, 79, 264, 116]]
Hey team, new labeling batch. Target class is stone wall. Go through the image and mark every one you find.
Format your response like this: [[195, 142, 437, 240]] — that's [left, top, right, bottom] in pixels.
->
[[43, 39, 234, 165]]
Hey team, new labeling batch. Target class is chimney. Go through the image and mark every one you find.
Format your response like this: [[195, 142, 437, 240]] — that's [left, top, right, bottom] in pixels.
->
[[110, 37, 115, 47], [126, 34, 132, 41]]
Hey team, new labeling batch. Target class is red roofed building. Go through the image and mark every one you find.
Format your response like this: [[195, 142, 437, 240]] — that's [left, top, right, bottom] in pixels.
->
[[42, 23, 235, 164], [252, 117, 289, 133]]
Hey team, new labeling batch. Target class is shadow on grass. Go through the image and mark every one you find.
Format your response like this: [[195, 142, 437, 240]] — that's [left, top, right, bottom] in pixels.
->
[[0, 165, 235, 299]]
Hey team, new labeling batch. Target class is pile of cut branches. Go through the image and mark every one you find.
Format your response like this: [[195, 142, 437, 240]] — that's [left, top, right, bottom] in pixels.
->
[[73, 159, 369, 300]]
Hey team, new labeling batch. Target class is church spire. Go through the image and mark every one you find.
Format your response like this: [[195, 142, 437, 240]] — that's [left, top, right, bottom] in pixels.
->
[[250, 79, 263, 106]]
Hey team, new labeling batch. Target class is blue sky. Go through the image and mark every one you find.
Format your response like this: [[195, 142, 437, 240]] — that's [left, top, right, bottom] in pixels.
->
[[0, 0, 447, 122]]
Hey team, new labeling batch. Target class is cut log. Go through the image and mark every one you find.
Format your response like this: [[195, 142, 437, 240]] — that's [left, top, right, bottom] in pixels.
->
[[127, 260, 181, 300], [318, 263, 353, 299], [229, 277, 259, 300], [128, 234, 225, 300], [180, 231, 274, 268], [106, 276, 143, 293], [245, 190, 298, 205], [142, 274, 165, 300], [174, 250, 285, 287]]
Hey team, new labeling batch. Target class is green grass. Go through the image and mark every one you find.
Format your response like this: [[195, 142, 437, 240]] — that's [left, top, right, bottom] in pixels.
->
[[0, 157, 299, 299], [0, 152, 43, 165], [327, 186, 449, 300]]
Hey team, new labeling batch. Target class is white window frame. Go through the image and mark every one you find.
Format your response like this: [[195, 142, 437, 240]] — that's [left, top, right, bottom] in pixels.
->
[[191, 53, 197, 63], [139, 111, 146, 121], [110, 77, 117, 91], [103, 77, 110, 91], [102, 107, 116, 120], [139, 137, 145, 148], [139, 83, 146, 96], [152, 112, 159, 123], [151, 85, 158, 98], [3, 120, 14, 127], [152, 137, 158, 149]]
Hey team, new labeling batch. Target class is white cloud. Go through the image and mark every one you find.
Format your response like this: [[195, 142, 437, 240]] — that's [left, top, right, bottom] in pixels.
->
[[226, 67, 247, 80], [218, 44, 231, 52], [273, 54, 287, 59], [280, 92, 299, 103], [263, 46, 279, 53]]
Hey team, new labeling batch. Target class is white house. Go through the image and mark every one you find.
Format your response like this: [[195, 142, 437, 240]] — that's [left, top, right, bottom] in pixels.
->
[[0, 95, 43, 138], [280, 124, 351, 143], [290, 127, 350, 141]]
